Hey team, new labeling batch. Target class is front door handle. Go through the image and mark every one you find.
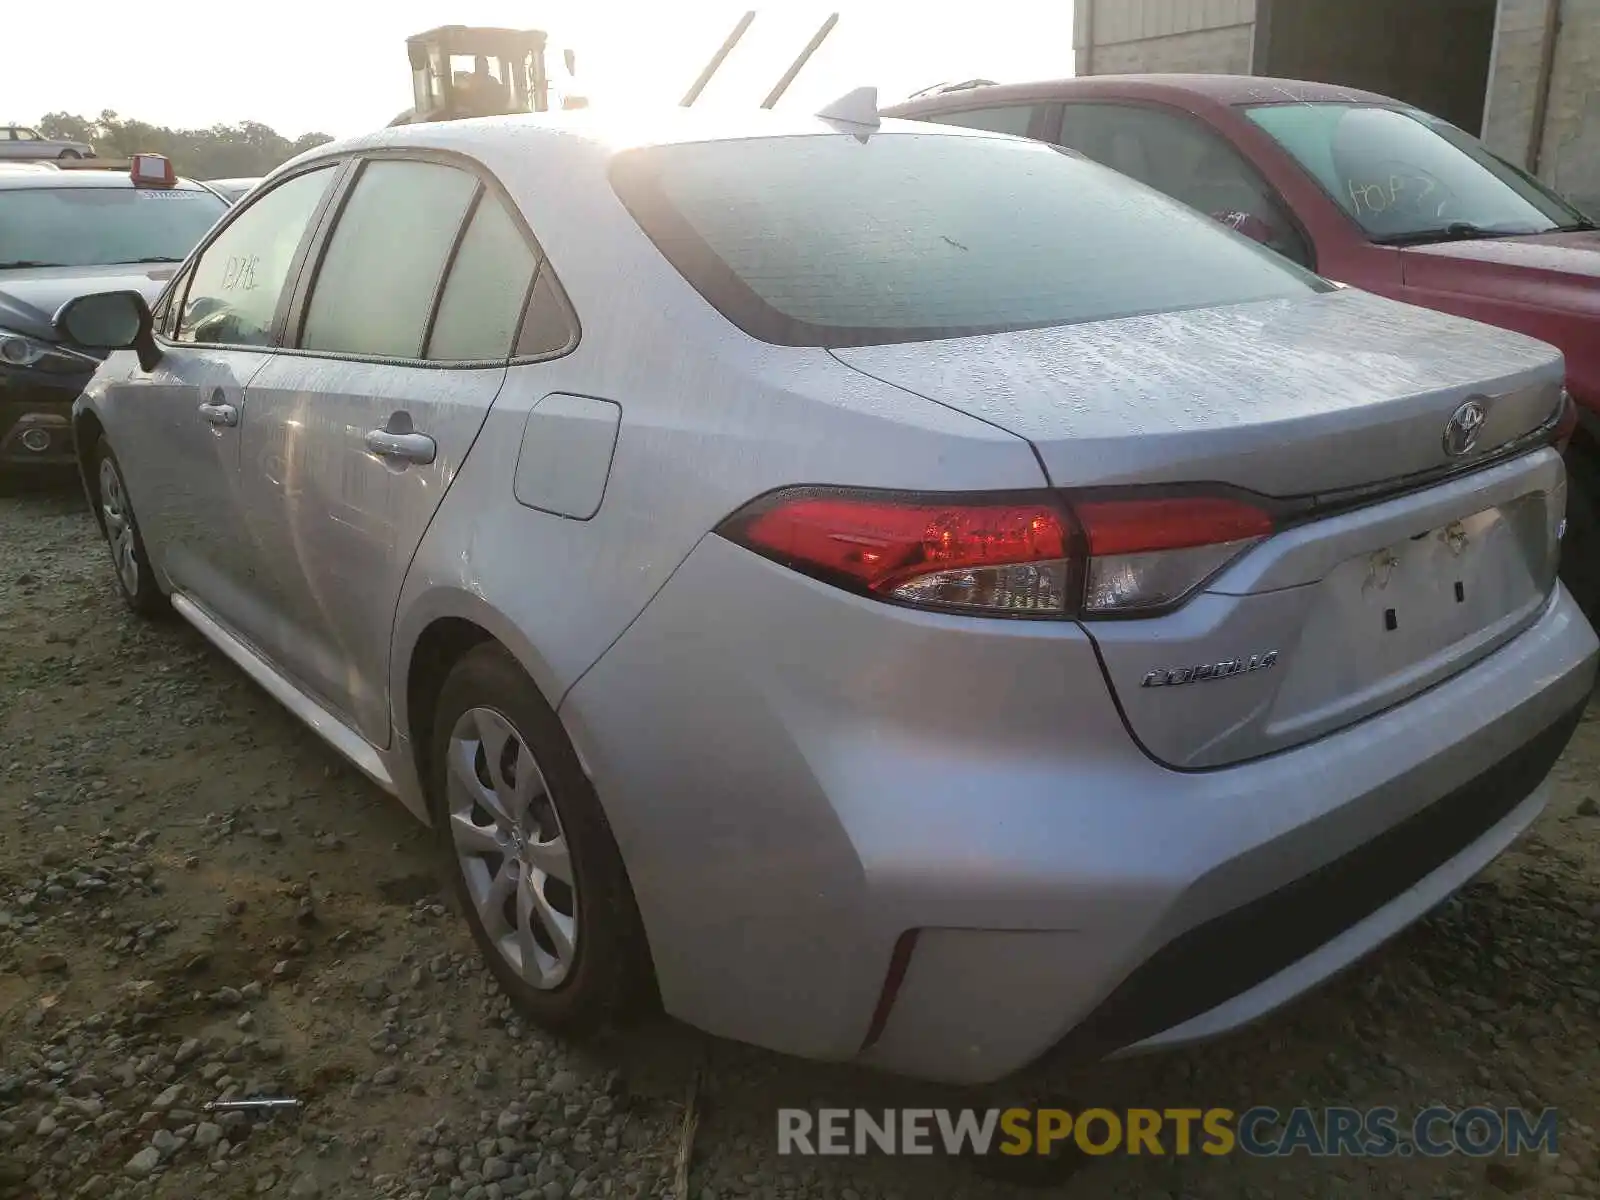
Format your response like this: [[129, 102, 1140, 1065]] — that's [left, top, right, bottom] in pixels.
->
[[198, 400, 238, 427], [364, 429, 437, 465]]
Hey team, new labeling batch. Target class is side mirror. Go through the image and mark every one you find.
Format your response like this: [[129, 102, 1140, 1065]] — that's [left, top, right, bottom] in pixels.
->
[[55, 291, 162, 372]]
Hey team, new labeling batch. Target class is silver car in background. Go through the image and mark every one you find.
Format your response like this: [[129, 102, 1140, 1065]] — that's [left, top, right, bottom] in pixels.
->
[[56, 109, 1597, 1084], [0, 125, 95, 160]]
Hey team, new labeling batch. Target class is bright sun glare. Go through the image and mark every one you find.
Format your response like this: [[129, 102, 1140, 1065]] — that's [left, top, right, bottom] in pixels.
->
[[6, 1, 1075, 137]]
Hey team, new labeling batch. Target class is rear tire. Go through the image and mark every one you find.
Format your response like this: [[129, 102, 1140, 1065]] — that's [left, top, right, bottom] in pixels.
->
[[57, 149, 80, 160], [1559, 443, 1600, 621], [428, 643, 655, 1034], [92, 437, 167, 618]]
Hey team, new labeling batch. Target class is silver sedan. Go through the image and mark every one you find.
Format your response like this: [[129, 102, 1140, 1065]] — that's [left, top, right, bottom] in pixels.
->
[[54, 105, 1597, 1083], [0, 125, 95, 160]]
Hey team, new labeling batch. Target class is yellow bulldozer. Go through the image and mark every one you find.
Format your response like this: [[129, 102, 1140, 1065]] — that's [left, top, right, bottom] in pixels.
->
[[389, 25, 586, 126], [388, 12, 838, 127]]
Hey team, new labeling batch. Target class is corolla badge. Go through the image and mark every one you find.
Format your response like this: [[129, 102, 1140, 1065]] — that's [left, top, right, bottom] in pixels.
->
[[1442, 399, 1487, 458], [1142, 651, 1279, 688]]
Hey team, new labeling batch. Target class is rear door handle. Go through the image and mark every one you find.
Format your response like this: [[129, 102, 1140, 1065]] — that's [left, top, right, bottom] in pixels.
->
[[364, 429, 437, 465], [198, 401, 238, 427]]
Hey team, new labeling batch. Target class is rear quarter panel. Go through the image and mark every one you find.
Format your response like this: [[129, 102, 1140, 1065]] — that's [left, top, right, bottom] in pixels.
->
[[387, 130, 1045, 799]]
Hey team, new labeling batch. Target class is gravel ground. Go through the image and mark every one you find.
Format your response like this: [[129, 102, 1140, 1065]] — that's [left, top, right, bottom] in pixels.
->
[[2, 471, 1598, 1200]]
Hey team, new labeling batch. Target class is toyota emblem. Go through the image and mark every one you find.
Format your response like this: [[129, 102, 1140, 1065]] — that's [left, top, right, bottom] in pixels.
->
[[1443, 399, 1487, 458]]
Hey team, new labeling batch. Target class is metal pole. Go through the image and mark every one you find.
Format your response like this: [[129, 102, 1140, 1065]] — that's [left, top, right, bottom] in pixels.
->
[[681, 11, 756, 107], [760, 13, 839, 109]]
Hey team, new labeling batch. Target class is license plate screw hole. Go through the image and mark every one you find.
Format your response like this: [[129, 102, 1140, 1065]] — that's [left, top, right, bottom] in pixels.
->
[[1454, 581, 1465, 603], [1384, 608, 1398, 632]]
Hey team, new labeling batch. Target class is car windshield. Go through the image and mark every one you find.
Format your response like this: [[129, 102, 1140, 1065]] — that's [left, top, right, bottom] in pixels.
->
[[0, 186, 227, 268], [1243, 102, 1592, 244], [610, 131, 1330, 348]]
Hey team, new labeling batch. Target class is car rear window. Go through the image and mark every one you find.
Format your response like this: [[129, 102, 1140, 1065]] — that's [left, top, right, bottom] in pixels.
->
[[610, 131, 1329, 348], [0, 186, 227, 269]]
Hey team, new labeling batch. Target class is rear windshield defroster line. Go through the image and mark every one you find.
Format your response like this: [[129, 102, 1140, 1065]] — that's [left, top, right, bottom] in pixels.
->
[[608, 133, 1329, 349]]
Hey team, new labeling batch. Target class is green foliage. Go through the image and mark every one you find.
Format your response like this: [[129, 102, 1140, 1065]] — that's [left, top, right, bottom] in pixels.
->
[[34, 111, 333, 180]]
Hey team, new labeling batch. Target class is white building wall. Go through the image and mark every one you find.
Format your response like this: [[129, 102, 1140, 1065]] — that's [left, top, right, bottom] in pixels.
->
[[1483, 0, 1600, 215], [1074, 0, 1261, 76]]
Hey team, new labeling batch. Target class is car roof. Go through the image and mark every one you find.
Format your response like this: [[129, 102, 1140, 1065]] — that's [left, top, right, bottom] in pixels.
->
[[885, 74, 1403, 113], [284, 104, 1010, 178], [0, 169, 210, 192]]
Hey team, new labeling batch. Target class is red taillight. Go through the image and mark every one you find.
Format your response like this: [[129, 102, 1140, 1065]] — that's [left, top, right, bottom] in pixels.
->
[[719, 487, 1276, 617], [723, 490, 1075, 614], [1075, 496, 1275, 555]]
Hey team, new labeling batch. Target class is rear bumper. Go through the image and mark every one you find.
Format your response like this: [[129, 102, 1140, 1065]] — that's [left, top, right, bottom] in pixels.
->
[[561, 536, 1598, 1084]]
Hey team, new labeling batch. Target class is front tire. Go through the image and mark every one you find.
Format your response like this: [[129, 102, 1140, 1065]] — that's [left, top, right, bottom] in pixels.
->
[[428, 644, 654, 1033], [57, 149, 81, 160], [93, 437, 166, 617]]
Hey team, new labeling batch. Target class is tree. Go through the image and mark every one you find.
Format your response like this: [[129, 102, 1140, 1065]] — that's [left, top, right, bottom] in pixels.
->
[[34, 112, 333, 179]]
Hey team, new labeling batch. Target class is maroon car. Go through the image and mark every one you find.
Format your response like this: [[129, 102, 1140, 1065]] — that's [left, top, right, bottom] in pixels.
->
[[888, 75, 1600, 610]]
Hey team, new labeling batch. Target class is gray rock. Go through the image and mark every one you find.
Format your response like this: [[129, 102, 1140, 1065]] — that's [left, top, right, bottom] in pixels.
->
[[124, 1146, 161, 1178], [374, 1065, 400, 1086], [542, 1183, 567, 1200], [547, 1071, 578, 1096], [151, 1127, 180, 1157], [484, 1157, 512, 1181], [194, 1122, 223, 1149], [153, 1084, 183, 1111], [290, 1174, 322, 1197]]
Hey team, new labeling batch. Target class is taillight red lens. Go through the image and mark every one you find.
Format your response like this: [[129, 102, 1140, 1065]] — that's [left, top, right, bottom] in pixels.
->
[[1074, 496, 1275, 555], [723, 490, 1075, 614], [719, 487, 1275, 618]]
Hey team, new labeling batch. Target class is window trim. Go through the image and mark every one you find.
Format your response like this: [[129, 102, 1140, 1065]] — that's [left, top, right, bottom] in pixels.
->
[[158, 158, 353, 352], [280, 146, 579, 371], [1053, 97, 1319, 273]]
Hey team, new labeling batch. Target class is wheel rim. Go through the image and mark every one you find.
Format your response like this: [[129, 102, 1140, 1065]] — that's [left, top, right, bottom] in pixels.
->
[[446, 707, 577, 989], [98, 457, 140, 597]]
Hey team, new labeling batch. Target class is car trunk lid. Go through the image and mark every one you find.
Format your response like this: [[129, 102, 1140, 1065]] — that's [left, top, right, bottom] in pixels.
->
[[832, 288, 1567, 767], [831, 288, 1562, 496]]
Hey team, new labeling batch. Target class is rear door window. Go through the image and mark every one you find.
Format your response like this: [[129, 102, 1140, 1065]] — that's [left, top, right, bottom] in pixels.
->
[[1055, 103, 1313, 268], [425, 191, 538, 361], [611, 131, 1327, 348], [299, 159, 478, 359]]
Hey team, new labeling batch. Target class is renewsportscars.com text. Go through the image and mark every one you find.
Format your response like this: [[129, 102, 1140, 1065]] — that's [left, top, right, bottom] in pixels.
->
[[777, 1106, 1560, 1158]]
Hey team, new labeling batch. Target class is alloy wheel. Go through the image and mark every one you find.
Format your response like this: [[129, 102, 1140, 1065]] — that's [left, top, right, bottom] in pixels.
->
[[98, 456, 140, 598], [446, 706, 577, 989]]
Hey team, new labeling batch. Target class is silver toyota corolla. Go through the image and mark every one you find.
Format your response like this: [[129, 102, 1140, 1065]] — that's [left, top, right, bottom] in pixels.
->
[[56, 106, 1598, 1084]]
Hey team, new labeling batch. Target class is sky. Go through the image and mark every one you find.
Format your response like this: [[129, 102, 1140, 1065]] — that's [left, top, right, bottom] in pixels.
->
[[3, 1, 1076, 139]]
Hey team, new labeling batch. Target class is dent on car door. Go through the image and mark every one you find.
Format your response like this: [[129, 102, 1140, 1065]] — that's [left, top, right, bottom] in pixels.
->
[[110, 163, 341, 629], [238, 157, 539, 747]]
